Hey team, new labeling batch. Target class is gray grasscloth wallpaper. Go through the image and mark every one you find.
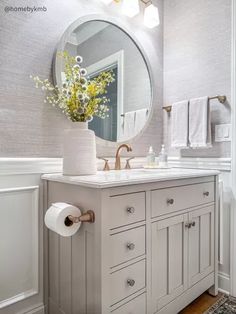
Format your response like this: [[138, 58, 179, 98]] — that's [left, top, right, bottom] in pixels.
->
[[163, 0, 231, 158], [0, 0, 163, 157]]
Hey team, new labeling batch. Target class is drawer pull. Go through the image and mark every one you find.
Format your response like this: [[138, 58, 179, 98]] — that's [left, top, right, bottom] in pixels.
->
[[167, 198, 174, 205], [127, 279, 135, 287], [127, 242, 135, 250], [203, 191, 209, 197], [127, 206, 135, 214]]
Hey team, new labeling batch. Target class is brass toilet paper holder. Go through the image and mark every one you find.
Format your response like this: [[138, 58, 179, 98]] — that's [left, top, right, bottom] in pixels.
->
[[64, 210, 95, 226]]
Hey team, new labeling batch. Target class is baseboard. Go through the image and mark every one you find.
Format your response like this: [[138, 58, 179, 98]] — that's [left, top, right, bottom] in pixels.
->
[[25, 304, 45, 314], [218, 272, 230, 294]]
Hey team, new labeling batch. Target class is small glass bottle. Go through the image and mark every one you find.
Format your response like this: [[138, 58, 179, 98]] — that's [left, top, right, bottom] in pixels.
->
[[159, 144, 168, 168], [146, 146, 156, 167]]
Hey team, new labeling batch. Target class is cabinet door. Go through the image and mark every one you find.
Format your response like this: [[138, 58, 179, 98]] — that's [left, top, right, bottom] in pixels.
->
[[151, 214, 188, 312], [188, 205, 214, 287]]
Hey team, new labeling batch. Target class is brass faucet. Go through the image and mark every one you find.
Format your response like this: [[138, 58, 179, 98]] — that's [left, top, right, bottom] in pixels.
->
[[115, 144, 132, 170]]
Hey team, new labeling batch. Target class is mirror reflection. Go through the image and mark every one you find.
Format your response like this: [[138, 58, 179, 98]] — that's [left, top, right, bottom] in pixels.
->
[[55, 20, 152, 142]]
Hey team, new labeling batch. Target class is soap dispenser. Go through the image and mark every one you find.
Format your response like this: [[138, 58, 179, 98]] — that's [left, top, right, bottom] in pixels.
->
[[146, 146, 156, 167], [159, 144, 168, 168]]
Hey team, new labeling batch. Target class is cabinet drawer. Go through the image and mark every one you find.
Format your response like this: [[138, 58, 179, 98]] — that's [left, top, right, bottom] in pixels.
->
[[151, 182, 214, 218], [111, 293, 146, 314], [110, 226, 145, 267], [110, 259, 146, 306], [110, 193, 145, 229]]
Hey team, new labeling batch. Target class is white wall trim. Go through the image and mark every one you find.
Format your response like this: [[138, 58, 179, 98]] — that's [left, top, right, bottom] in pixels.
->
[[87, 50, 124, 140], [218, 272, 230, 295], [25, 304, 45, 314], [0, 158, 62, 175], [167, 157, 231, 172], [0, 186, 39, 309], [231, 0, 236, 298], [0, 157, 231, 175]]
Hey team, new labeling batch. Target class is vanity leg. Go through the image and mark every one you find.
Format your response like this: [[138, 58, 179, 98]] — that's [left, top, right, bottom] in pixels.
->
[[208, 284, 218, 297], [208, 178, 219, 297]]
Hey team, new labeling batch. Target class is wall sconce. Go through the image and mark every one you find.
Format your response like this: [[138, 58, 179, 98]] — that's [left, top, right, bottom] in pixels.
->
[[144, 3, 160, 28], [98, 0, 160, 29]]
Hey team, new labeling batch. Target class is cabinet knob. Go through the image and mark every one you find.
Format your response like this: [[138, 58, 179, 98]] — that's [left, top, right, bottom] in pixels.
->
[[127, 279, 135, 287], [127, 242, 135, 250], [127, 207, 135, 214], [203, 191, 209, 197], [191, 221, 196, 227], [167, 198, 174, 205], [185, 222, 192, 228]]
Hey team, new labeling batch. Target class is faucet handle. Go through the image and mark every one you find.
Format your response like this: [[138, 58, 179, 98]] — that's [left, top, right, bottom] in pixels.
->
[[98, 157, 110, 171], [125, 157, 135, 169]]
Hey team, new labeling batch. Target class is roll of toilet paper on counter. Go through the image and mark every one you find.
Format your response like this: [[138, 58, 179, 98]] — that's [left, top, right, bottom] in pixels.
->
[[45, 202, 81, 237]]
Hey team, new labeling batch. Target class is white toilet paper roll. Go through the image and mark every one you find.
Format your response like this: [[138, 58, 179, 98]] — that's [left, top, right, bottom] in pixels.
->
[[45, 202, 81, 237]]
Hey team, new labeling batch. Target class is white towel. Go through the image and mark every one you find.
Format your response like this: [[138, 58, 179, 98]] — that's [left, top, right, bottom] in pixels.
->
[[189, 96, 212, 148], [121, 111, 136, 140], [171, 100, 189, 148], [134, 108, 148, 134]]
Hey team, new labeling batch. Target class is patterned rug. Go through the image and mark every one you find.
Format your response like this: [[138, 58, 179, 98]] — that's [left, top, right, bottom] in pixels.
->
[[204, 295, 236, 314]]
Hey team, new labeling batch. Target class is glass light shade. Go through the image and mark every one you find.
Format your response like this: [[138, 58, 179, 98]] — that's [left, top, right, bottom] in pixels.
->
[[122, 0, 140, 18], [144, 4, 160, 28], [99, 0, 113, 5]]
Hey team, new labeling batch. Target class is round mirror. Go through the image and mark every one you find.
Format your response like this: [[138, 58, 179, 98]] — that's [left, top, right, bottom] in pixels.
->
[[54, 17, 152, 143]]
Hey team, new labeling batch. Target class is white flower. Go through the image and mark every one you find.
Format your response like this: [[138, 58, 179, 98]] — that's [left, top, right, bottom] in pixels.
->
[[80, 77, 87, 85], [78, 108, 84, 114], [75, 55, 83, 64], [84, 96, 90, 104], [87, 115, 93, 122], [80, 68, 87, 76], [73, 64, 80, 70]]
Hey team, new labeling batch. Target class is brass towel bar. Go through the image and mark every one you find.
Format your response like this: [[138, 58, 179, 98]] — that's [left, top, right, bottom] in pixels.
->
[[162, 95, 227, 113]]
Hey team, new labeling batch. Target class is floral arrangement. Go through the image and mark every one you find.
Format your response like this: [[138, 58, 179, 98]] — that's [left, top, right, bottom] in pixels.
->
[[31, 51, 115, 122]]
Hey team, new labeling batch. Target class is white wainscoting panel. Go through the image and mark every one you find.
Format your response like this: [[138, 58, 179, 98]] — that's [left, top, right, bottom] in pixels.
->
[[0, 186, 39, 309], [0, 170, 45, 314]]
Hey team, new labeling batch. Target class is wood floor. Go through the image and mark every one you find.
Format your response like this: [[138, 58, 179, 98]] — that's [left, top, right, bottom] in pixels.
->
[[179, 292, 223, 314]]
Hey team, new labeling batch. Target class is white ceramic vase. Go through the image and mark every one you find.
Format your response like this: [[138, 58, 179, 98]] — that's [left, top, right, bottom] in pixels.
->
[[63, 122, 97, 176]]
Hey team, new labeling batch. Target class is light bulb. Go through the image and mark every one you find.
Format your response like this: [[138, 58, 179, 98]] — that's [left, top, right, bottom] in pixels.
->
[[144, 4, 160, 28], [99, 0, 113, 5], [122, 0, 140, 18]]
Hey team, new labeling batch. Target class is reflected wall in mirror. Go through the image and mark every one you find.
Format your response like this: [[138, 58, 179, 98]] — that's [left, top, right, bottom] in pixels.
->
[[54, 18, 152, 143]]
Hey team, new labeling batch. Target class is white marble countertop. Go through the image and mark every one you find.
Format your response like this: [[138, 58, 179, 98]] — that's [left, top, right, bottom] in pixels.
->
[[42, 168, 219, 189]]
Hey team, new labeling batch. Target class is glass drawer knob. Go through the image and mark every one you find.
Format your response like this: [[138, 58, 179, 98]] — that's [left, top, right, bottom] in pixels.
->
[[127, 279, 135, 287], [127, 243, 135, 250], [127, 207, 135, 214]]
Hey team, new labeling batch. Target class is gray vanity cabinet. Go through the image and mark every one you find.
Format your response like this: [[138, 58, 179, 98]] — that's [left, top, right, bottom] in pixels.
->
[[43, 174, 218, 314], [188, 206, 214, 287], [151, 213, 188, 312], [151, 205, 215, 314]]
